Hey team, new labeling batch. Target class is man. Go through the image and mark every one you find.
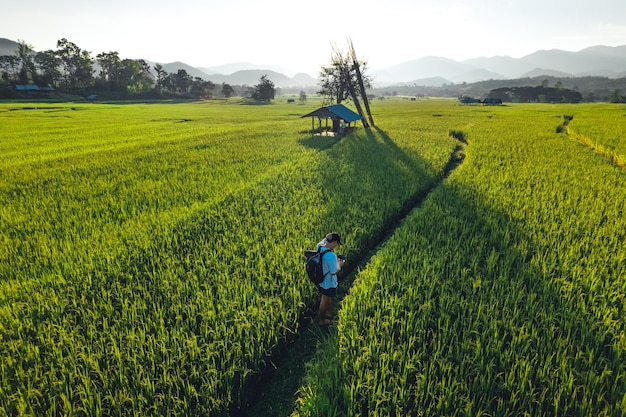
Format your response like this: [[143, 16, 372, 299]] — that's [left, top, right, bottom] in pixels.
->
[[316, 232, 345, 326]]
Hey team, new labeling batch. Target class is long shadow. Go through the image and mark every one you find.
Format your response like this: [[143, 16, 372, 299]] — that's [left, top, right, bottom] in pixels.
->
[[240, 127, 467, 416], [298, 127, 626, 415], [52, 123, 461, 417], [357, 177, 626, 415], [241, 114, 625, 416], [297, 132, 341, 150]]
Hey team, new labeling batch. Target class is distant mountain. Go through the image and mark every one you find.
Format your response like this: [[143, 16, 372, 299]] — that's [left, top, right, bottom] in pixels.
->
[[155, 61, 214, 80], [291, 72, 318, 86], [454, 68, 505, 83], [200, 62, 297, 77], [372, 56, 483, 85], [407, 77, 451, 87], [3, 36, 625, 87], [200, 69, 316, 87], [204, 69, 288, 86], [462, 55, 520, 78], [374, 45, 626, 85], [372, 56, 507, 85], [519, 68, 572, 78], [196, 63, 318, 86], [142, 60, 316, 87], [0, 38, 19, 56], [110, 43, 626, 86]]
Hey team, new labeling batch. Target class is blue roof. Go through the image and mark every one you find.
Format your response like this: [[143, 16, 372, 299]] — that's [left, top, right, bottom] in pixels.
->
[[15, 85, 40, 91], [302, 104, 363, 123], [326, 104, 363, 123], [15, 85, 55, 91]]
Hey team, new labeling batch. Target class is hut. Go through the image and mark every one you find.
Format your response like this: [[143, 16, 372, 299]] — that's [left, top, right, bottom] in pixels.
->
[[301, 104, 363, 136]]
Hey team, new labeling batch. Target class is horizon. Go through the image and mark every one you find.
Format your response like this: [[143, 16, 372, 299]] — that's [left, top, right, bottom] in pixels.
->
[[159, 43, 626, 75], [4, 0, 626, 76], [2, 36, 624, 80]]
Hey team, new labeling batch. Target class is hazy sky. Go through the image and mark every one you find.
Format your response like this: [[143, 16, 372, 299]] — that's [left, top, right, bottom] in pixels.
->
[[4, 0, 626, 75]]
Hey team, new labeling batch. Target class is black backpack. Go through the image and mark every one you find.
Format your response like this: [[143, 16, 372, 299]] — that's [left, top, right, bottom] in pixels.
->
[[304, 248, 328, 285]]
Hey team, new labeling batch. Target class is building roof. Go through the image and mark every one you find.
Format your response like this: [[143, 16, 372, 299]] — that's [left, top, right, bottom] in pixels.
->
[[302, 104, 363, 123], [15, 85, 39, 91], [15, 85, 54, 91]]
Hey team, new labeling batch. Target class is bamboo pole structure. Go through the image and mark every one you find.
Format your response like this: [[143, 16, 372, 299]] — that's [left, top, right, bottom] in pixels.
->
[[331, 44, 369, 129], [348, 38, 375, 127]]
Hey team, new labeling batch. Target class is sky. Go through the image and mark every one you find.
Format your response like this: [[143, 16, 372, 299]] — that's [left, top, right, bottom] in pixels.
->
[[4, 0, 626, 76]]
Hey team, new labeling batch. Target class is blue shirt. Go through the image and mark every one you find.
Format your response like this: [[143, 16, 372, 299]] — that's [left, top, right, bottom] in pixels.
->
[[316, 241, 340, 289]]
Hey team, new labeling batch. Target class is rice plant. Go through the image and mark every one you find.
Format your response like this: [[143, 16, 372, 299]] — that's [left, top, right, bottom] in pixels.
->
[[0, 99, 457, 416], [294, 101, 626, 417]]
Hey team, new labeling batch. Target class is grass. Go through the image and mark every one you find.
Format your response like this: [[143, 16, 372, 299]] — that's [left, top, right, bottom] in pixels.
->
[[3, 99, 624, 416], [292, 102, 626, 416], [0, 99, 456, 416]]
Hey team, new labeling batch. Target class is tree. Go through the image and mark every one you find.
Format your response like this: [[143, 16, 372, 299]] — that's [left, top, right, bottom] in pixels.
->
[[56, 38, 80, 86], [189, 77, 215, 99], [609, 89, 623, 103], [317, 43, 372, 107], [299, 90, 307, 103], [34, 50, 62, 87], [73, 50, 95, 88], [250, 75, 275, 102], [151, 66, 215, 98], [154, 64, 169, 94], [16, 39, 35, 85], [489, 86, 582, 103], [56, 38, 94, 89], [132, 59, 154, 94], [317, 51, 352, 105], [96, 51, 122, 90], [0, 55, 20, 84], [318, 43, 372, 127], [171, 69, 193, 94], [156, 69, 192, 95], [119, 59, 154, 95], [221, 83, 235, 98]]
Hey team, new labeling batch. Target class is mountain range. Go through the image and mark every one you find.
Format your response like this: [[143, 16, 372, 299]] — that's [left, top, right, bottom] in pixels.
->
[[374, 45, 626, 86], [155, 61, 319, 88], [2, 37, 626, 87]]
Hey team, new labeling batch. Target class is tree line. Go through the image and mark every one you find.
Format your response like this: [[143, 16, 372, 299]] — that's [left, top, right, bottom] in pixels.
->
[[372, 76, 626, 103], [486, 85, 583, 103], [0, 39, 272, 100], [2, 37, 372, 107]]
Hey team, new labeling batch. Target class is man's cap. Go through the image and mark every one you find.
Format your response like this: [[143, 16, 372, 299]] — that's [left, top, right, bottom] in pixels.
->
[[325, 232, 343, 245]]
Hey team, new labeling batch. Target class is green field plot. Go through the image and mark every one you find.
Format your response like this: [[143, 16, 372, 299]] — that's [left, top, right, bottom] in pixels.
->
[[0, 99, 458, 416], [2, 100, 625, 416], [294, 102, 626, 416], [563, 104, 626, 167]]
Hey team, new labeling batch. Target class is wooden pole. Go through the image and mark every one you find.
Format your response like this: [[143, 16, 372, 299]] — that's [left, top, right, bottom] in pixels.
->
[[332, 45, 368, 129], [346, 78, 368, 129], [349, 38, 375, 127]]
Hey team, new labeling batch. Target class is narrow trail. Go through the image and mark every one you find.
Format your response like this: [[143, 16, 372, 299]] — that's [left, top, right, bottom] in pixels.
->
[[236, 134, 467, 417]]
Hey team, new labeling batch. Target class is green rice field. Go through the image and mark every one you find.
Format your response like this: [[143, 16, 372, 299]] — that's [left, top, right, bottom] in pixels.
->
[[1, 99, 625, 416]]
